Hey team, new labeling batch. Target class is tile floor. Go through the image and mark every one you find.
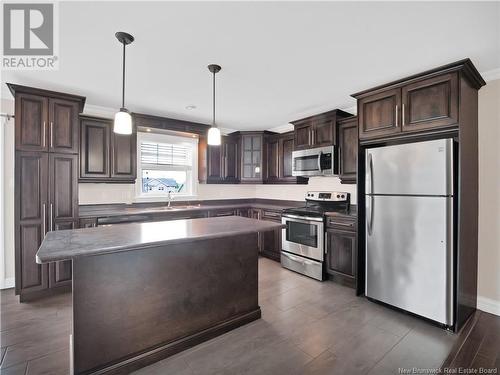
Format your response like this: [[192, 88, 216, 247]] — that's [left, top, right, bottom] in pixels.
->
[[0, 258, 459, 375]]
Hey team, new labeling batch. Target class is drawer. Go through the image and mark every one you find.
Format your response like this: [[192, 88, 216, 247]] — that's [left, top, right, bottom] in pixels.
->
[[261, 209, 282, 222], [326, 216, 357, 231]]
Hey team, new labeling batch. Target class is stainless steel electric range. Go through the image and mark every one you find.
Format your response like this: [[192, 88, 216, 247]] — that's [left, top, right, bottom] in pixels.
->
[[281, 191, 350, 280]]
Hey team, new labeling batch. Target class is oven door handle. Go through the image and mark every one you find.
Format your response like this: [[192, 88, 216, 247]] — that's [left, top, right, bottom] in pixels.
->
[[282, 251, 319, 266], [282, 214, 324, 223]]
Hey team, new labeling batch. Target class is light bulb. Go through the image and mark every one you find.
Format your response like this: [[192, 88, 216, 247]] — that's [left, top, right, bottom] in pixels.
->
[[114, 110, 132, 134], [207, 127, 221, 145]]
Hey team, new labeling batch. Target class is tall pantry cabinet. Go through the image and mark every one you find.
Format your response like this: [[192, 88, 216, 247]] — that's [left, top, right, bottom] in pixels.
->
[[8, 84, 85, 302]]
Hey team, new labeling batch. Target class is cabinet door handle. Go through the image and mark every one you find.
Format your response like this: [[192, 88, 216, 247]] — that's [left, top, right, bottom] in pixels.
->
[[42, 121, 46, 147], [42, 204, 46, 236], [50, 203, 53, 231], [395, 105, 399, 127], [50, 122, 54, 148], [324, 232, 328, 254], [402, 104, 405, 126]]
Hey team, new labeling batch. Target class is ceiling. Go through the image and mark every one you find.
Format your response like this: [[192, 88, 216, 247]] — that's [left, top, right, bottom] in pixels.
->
[[2, 1, 499, 131]]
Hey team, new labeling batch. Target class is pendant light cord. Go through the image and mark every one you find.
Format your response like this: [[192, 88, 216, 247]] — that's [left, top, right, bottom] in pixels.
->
[[121, 42, 126, 109], [212, 70, 216, 127]]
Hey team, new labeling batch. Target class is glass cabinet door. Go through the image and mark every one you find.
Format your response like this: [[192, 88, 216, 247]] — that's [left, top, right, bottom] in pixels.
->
[[242, 135, 262, 179]]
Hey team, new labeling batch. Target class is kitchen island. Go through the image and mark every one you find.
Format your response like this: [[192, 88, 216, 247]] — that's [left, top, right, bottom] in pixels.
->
[[36, 216, 284, 375]]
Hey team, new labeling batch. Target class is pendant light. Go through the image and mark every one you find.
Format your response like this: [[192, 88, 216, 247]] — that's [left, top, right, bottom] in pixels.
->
[[114, 32, 134, 135], [207, 64, 222, 145]]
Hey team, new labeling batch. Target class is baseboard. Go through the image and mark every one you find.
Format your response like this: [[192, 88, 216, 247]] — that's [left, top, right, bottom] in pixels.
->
[[1, 277, 15, 289], [477, 296, 500, 316]]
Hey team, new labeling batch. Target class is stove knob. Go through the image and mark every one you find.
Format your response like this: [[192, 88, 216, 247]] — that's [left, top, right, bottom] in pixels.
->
[[337, 194, 340, 198], [341, 194, 345, 198]]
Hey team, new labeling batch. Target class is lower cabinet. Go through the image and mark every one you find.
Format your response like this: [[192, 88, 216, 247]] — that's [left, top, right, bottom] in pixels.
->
[[259, 209, 282, 261], [325, 228, 357, 286]]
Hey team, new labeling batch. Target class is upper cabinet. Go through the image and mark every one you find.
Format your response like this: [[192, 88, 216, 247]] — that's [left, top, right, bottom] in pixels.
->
[[337, 116, 358, 184], [79, 115, 137, 183], [265, 132, 308, 184], [291, 109, 352, 150], [353, 59, 485, 142], [206, 135, 240, 183], [240, 132, 266, 183], [9, 84, 85, 153]]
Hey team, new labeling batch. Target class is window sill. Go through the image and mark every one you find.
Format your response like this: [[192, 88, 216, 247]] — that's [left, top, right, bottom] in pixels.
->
[[133, 195, 198, 203]]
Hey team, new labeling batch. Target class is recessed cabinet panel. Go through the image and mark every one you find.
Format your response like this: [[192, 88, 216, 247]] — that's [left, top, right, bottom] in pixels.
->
[[16, 93, 48, 151], [18, 153, 47, 221], [266, 137, 279, 182], [326, 229, 356, 278], [50, 154, 78, 221], [402, 73, 458, 132], [80, 118, 111, 179], [111, 132, 137, 180], [240, 134, 263, 182], [314, 119, 334, 147], [338, 117, 358, 184], [49, 221, 74, 288], [359, 88, 401, 140], [294, 124, 312, 150], [20, 224, 48, 290], [207, 145, 223, 182], [49, 99, 79, 153]]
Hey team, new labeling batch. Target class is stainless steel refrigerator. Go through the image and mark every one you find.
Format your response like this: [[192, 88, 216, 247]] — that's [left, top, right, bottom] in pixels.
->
[[365, 138, 455, 326]]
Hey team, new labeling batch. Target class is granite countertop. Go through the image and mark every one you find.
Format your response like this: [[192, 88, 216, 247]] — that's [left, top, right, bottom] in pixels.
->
[[78, 200, 301, 219], [36, 216, 285, 263]]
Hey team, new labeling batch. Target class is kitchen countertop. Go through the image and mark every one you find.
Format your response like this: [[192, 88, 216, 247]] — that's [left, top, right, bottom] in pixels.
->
[[78, 199, 302, 219], [36, 216, 285, 263]]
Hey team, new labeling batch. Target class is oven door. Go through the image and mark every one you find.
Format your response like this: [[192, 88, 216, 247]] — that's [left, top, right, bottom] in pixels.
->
[[281, 215, 324, 261]]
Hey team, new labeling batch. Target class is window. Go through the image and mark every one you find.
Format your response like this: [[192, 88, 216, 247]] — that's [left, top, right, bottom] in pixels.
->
[[136, 131, 198, 198]]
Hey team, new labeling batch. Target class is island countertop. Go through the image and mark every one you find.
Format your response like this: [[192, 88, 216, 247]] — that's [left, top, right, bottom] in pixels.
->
[[36, 216, 285, 264]]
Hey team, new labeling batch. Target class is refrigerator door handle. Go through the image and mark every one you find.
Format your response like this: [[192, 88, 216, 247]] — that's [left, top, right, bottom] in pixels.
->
[[366, 152, 374, 195], [366, 152, 374, 235], [367, 195, 374, 236]]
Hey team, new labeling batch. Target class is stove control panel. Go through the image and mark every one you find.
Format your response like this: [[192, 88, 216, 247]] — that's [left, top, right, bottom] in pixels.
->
[[305, 191, 350, 202]]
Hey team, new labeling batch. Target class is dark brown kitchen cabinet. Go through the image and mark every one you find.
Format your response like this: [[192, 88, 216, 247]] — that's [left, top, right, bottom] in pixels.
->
[[9, 84, 85, 153], [80, 116, 110, 179], [111, 131, 137, 181], [15, 152, 49, 297], [353, 60, 483, 142], [265, 135, 280, 182], [325, 228, 357, 279], [239, 132, 266, 183], [79, 218, 97, 228], [260, 209, 282, 261], [265, 132, 308, 184], [401, 72, 458, 133], [15, 152, 78, 300], [338, 117, 358, 184], [357, 87, 401, 140], [79, 115, 136, 183], [206, 135, 240, 183], [291, 109, 352, 150]]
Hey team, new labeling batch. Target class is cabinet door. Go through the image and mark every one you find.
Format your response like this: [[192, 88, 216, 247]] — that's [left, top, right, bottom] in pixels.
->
[[49, 221, 75, 288], [223, 137, 239, 182], [15, 93, 48, 152], [293, 123, 312, 150], [49, 153, 78, 224], [261, 228, 281, 261], [15, 152, 49, 295], [266, 137, 279, 182], [313, 119, 334, 147], [241, 135, 263, 182], [79, 217, 97, 228], [280, 134, 295, 179], [402, 73, 458, 133], [325, 229, 356, 277], [80, 118, 111, 180], [49, 98, 79, 154], [358, 88, 401, 140], [111, 132, 137, 181], [338, 118, 358, 184], [207, 145, 223, 182]]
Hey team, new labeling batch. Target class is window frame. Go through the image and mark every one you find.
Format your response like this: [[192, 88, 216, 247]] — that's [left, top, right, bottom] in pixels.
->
[[135, 131, 198, 201]]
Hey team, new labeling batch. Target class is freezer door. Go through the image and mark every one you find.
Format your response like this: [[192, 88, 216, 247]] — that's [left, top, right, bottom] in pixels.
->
[[366, 139, 454, 196], [365, 195, 454, 326]]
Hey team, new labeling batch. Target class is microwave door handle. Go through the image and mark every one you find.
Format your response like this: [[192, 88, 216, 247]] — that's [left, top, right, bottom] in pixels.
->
[[317, 151, 322, 172]]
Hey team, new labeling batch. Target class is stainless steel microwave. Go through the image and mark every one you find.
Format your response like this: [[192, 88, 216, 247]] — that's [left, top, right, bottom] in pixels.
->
[[292, 146, 338, 177]]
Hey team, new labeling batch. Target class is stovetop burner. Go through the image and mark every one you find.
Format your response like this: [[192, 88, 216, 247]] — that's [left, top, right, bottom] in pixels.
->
[[283, 191, 350, 218]]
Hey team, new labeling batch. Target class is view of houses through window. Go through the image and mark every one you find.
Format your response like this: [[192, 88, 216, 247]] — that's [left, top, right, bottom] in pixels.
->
[[136, 131, 197, 197]]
